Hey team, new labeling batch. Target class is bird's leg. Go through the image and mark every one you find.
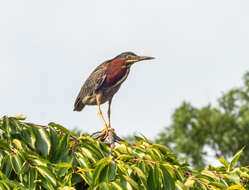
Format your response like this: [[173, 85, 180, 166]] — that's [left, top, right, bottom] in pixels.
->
[[96, 94, 109, 141], [107, 98, 115, 146], [94, 95, 124, 145], [106, 97, 126, 147], [107, 98, 112, 129], [96, 94, 108, 129]]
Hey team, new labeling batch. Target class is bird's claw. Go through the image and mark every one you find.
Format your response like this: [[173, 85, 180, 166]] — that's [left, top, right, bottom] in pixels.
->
[[98, 127, 115, 141], [90, 128, 125, 150]]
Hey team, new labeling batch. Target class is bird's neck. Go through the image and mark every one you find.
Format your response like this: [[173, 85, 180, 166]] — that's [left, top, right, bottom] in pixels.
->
[[103, 58, 130, 87]]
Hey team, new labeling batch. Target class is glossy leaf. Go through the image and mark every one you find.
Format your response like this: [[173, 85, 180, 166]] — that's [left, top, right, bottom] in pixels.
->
[[229, 147, 245, 172], [218, 158, 229, 170], [49, 122, 75, 136], [36, 165, 57, 186], [33, 128, 51, 158], [10, 154, 23, 174]]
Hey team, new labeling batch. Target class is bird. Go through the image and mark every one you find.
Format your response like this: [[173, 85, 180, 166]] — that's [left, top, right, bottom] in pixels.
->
[[74, 52, 154, 142]]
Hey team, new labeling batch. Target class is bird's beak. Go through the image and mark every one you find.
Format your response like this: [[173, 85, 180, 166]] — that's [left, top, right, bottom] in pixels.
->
[[126, 56, 155, 64], [137, 56, 155, 61]]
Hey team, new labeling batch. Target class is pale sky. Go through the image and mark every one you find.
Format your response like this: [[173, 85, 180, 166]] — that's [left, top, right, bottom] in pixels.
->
[[0, 0, 249, 140]]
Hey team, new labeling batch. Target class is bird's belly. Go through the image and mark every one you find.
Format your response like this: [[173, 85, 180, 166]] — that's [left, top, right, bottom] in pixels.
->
[[102, 85, 121, 101], [83, 85, 121, 105]]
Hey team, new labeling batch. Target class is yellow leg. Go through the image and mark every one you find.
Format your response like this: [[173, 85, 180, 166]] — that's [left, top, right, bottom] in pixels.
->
[[107, 98, 112, 129], [96, 94, 107, 129]]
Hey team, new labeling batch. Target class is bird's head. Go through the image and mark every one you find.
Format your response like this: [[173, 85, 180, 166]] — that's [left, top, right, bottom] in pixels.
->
[[114, 52, 155, 67]]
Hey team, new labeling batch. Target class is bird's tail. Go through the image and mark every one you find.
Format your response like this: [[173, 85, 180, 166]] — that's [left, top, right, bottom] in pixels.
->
[[73, 100, 85, 111]]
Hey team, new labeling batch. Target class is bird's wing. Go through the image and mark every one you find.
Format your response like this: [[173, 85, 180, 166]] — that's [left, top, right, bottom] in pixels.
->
[[91, 62, 108, 91], [73, 62, 108, 111]]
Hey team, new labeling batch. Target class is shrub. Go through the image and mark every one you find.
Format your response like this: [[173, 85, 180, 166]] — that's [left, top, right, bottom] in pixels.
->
[[0, 115, 248, 189]]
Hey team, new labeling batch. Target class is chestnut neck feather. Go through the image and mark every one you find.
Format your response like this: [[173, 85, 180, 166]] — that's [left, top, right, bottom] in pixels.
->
[[102, 58, 130, 88]]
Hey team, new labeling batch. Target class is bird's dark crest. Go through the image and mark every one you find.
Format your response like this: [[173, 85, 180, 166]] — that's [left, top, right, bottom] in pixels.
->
[[114, 52, 137, 59], [100, 52, 137, 67]]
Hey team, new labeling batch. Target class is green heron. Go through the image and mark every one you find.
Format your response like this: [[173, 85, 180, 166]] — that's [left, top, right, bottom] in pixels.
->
[[74, 52, 154, 142]]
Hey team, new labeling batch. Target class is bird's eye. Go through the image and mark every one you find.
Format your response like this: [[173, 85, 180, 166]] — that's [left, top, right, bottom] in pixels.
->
[[126, 55, 134, 59]]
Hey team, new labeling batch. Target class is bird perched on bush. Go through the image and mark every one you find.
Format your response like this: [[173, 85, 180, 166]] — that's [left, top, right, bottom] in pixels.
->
[[74, 52, 154, 143]]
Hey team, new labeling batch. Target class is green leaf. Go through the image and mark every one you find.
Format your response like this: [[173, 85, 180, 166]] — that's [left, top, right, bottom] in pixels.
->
[[28, 168, 38, 189], [49, 127, 60, 160], [75, 153, 93, 183], [12, 139, 23, 150], [59, 187, 76, 190], [218, 158, 229, 170], [116, 154, 135, 161], [36, 165, 57, 186], [160, 164, 175, 190], [10, 154, 23, 174], [133, 166, 148, 189], [33, 128, 51, 158], [52, 162, 72, 168], [56, 158, 73, 177], [200, 170, 220, 181], [55, 134, 69, 161], [184, 178, 195, 188], [111, 181, 127, 190], [208, 181, 227, 189], [0, 139, 10, 151], [227, 184, 246, 190], [151, 144, 172, 155], [122, 175, 139, 190], [98, 182, 113, 190], [147, 165, 154, 189], [48, 122, 75, 136], [114, 144, 130, 155], [39, 177, 55, 190], [21, 127, 36, 150], [12, 114, 27, 120], [224, 173, 241, 185], [134, 136, 144, 142], [152, 164, 159, 189], [80, 147, 97, 163], [1, 156, 12, 177], [2, 116, 11, 139], [84, 143, 105, 160], [229, 146, 245, 171], [0, 179, 26, 190], [92, 158, 112, 185], [0, 183, 7, 190], [107, 161, 116, 182], [176, 180, 188, 190], [74, 152, 91, 168]]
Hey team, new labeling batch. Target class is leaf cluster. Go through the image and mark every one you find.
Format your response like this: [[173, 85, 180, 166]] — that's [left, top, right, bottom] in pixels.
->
[[0, 116, 248, 189]]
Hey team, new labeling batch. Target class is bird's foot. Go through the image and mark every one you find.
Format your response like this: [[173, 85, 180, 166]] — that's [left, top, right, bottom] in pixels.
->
[[98, 127, 114, 141], [90, 128, 125, 150], [90, 127, 113, 141]]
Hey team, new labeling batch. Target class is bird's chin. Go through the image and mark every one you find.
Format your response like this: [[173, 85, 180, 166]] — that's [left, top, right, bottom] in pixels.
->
[[125, 60, 137, 64]]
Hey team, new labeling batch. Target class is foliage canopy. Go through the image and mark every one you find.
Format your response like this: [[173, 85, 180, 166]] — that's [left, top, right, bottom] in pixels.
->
[[0, 115, 248, 189], [156, 72, 249, 168]]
